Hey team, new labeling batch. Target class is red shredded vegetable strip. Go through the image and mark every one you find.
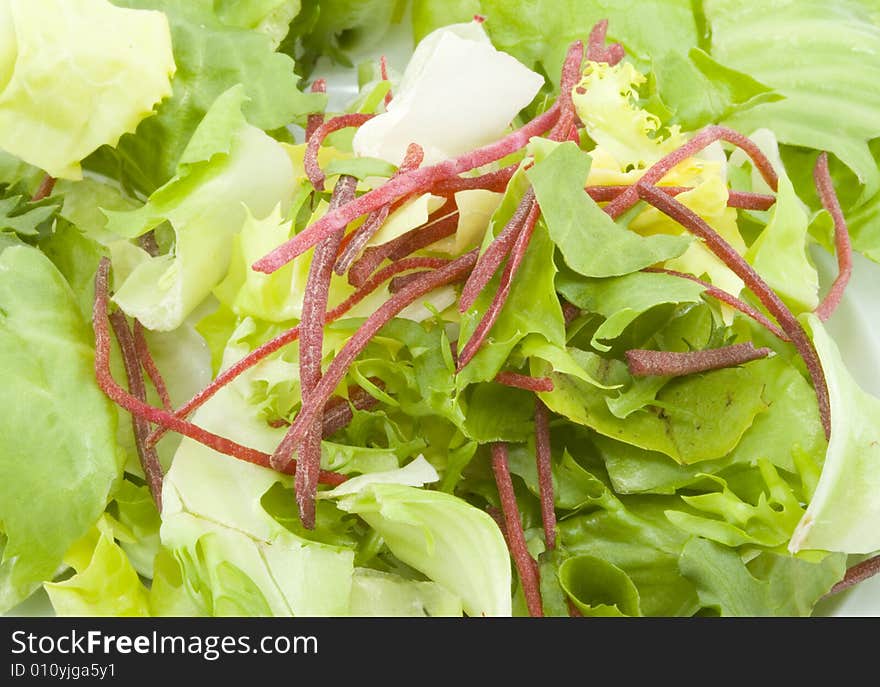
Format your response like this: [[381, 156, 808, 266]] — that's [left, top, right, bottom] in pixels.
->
[[108, 311, 164, 509], [491, 442, 543, 618], [348, 210, 460, 287], [586, 185, 776, 211], [813, 152, 853, 321], [494, 372, 554, 393], [92, 259, 347, 487], [380, 55, 392, 108], [456, 200, 541, 370], [534, 400, 556, 551], [285, 176, 358, 527], [305, 113, 374, 192], [432, 164, 519, 194], [645, 267, 790, 342], [145, 256, 438, 448], [826, 555, 880, 597], [459, 189, 535, 312], [625, 342, 773, 378], [547, 40, 585, 142], [305, 79, 327, 142], [334, 142, 425, 274], [271, 250, 478, 457], [586, 19, 625, 65], [636, 182, 830, 439], [252, 102, 561, 273], [133, 319, 173, 411], [388, 258, 451, 292], [31, 175, 56, 202], [604, 126, 779, 220]]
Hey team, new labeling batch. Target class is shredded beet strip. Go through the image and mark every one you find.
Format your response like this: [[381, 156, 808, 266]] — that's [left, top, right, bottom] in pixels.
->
[[287, 175, 358, 528], [305, 79, 327, 142], [334, 143, 425, 274], [380, 55, 393, 108], [637, 183, 831, 439], [459, 189, 536, 312], [561, 299, 581, 325], [273, 250, 478, 455], [388, 258, 451, 292], [491, 442, 543, 617], [494, 371, 554, 393], [321, 383, 383, 437], [348, 210, 460, 287], [108, 311, 164, 509], [92, 259, 347, 486], [145, 255, 450, 448], [586, 185, 777, 211], [456, 200, 541, 370], [586, 18, 625, 65], [604, 126, 780, 220], [252, 101, 562, 273], [813, 153, 853, 321], [645, 267, 790, 342], [432, 164, 519, 194], [534, 400, 556, 551], [625, 342, 772, 378], [133, 319, 173, 411], [826, 555, 880, 597], [305, 113, 374, 192], [31, 174, 56, 202], [547, 41, 585, 142]]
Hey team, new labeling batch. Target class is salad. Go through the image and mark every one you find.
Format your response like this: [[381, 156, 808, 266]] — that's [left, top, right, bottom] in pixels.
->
[[2, 0, 880, 618]]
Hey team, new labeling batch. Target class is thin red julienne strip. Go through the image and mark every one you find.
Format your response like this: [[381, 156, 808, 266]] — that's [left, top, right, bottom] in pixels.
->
[[108, 310, 164, 509], [534, 400, 556, 551], [305, 79, 327, 142], [459, 189, 535, 312], [144, 255, 450, 448], [625, 342, 773, 378], [456, 200, 541, 371], [586, 18, 625, 65], [637, 182, 831, 439], [603, 125, 780, 220], [432, 164, 519, 194], [645, 267, 791, 342], [334, 142, 425, 274], [586, 185, 777, 211], [491, 442, 543, 618], [305, 113, 374, 192], [31, 175, 56, 202], [320, 383, 383, 437], [273, 250, 478, 455], [388, 258, 452, 292], [252, 101, 561, 273], [348, 210, 460, 287], [813, 152, 853, 321], [133, 319, 173, 411], [826, 555, 880, 597], [380, 55, 393, 109], [92, 259, 347, 486], [547, 40, 585, 142], [288, 176, 358, 528], [494, 372, 554, 393]]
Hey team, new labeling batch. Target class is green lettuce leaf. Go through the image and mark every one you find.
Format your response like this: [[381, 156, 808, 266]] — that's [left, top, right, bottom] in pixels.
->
[[0, 0, 175, 179], [707, 0, 880, 199], [526, 143, 691, 278], [557, 554, 641, 617], [95, 0, 322, 194], [789, 315, 880, 554], [108, 86, 297, 331], [348, 568, 462, 617], [0, 245, 122, 611], [333, 482, 512, 617]]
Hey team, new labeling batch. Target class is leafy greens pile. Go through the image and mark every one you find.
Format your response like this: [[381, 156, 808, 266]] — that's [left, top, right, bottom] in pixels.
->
[[2, 0, 880, 618]]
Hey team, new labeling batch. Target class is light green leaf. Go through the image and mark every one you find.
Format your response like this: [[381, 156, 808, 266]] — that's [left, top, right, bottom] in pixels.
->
[[526, 143, 691, 278], [558, 554, 641, 617], [348, 568, 462, 617], [0, 0, 174, 179], [789, 315, 880, 554], [0, 245, 121, 611]]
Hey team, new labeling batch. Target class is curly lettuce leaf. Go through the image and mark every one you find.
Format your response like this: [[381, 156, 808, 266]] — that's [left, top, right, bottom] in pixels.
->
[[0, 245, 122, 612], [0, 0, 175, 179], [348, 568, 462, 617]]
